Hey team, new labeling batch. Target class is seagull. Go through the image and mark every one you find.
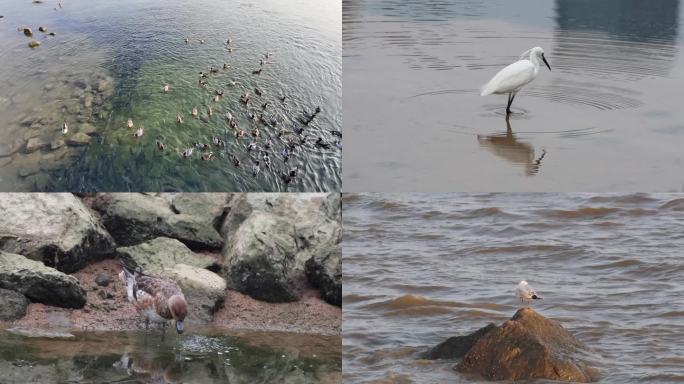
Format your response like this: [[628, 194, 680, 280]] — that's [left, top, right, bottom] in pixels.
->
[[481, 47, 551, 115], [516, 280, 543, 305], [119, 264, 187, 336]]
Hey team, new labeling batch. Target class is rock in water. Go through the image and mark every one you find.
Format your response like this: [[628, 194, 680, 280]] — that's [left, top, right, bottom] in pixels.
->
[[0, 194, 115, 273], [66, 132, 91, 146], [455, 308, 598, 382], [423, 323, 497, 360], [0, 288, 29, 321], [0, 252, 87, 308]]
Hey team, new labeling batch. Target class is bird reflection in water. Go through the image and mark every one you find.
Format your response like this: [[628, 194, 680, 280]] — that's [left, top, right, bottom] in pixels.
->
[[477, 116, 546, 176], [113, 350, 184, 384]]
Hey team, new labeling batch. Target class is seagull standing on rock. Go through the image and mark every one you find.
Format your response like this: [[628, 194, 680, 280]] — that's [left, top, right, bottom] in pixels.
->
[[516, 280, 542, 305]]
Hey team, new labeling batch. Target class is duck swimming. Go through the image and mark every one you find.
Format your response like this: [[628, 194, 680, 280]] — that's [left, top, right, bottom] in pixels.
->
[[207, 106, 213, 116], [240, 93, 251, 104], [223, 63, 230, 69], [236, 129, 246, 138], [213, 95, 220, 102], [133, 127, 144, 138], [156, 140, 165, 151], [191, 107, 198, 117], [119, 264, 187, 336], [252, 128, 260, 137], [163, 84, 170, 92], [127, 118, 134, 128], [212, 136, 223, 147], [176, 113, 183, 124], [201, 152, 214, 161], [182, 148, 194, 158], [247, 142, 257, 151], [254, 88, 263, 96], [252, 68, 263, 75], [252, 161, 261, 176], [232, 155, 241, 167], [227, 80, 239, 87], [62, 121, 68, 135]]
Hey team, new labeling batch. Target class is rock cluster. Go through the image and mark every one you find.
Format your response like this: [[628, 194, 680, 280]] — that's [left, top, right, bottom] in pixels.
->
[[0, 193, 341, 326]]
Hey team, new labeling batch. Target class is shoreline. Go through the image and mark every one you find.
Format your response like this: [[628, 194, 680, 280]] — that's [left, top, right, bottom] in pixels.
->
[[1, 259, 341, 337]]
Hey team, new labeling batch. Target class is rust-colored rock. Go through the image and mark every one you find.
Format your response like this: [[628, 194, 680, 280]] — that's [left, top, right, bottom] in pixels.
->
[[455, 308, 597, 382]]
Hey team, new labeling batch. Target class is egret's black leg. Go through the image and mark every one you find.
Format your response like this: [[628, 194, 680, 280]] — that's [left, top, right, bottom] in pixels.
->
[[506, 93, 516, 115]]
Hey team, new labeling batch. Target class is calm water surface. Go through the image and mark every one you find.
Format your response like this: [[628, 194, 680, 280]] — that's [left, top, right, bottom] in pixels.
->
[[0, 0, 341, 192], [0, 328, 341, 383], [343, 193, 684, 383], [343, 0, 684, 192]]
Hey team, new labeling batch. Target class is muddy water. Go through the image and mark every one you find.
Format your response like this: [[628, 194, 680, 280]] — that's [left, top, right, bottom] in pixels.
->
[[343, 0, 684, 192], [0, 328, 341, 383], [0, 0, 341, 192], [343, 193, 684, 383]]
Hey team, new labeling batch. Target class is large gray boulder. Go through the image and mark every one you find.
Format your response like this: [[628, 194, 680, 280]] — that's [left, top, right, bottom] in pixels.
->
[[455, 308, 598, 382], [116, 237, 219, 271], [117, 238, 224, 323], [221, 193, 341, 303], [305, 242, 342, 306], [0, 252, 87, 308], [0, 288, 29, 321], [89, 193, 226, 250], [0, 193, 115, 273], [423, 323, 496, 359]]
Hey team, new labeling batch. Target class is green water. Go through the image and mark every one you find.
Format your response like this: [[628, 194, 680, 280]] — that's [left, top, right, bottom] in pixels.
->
[[0, 328, 341, 383], [0, 0, 341, 191]]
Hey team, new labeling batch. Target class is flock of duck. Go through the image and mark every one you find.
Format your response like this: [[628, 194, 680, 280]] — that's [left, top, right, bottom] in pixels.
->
[[74, 37, 341, 185]]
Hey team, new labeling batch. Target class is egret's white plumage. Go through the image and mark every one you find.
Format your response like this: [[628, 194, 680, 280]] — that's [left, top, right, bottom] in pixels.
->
[[481, 47, 551, 114], [516, 280, 542, 304]]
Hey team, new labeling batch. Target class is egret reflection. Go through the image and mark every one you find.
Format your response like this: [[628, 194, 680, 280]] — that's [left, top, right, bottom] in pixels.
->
[[477, 117, 546, 176]]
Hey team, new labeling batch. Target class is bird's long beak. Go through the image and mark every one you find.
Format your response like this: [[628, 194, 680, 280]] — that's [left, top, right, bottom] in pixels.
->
[[176, 320, 184, 334], [542, 54, 551, 71]]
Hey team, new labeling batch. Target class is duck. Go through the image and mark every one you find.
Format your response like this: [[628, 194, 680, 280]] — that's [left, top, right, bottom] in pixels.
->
[[212, 136, 223, 147], [225, 112, 233, 122], [228, 47, 234, 53], [240, 93, 250, 104], [264, 139, 273, 149], [226, 38, 231, 45], [230, 120, 238, 129], [247, 142, 257, 151], [184, 38, 189, 44], [231, 155, 241, 167], [252, 68, 262, 75], [279, 93, 286, 102], [331, 130, 342, 138], [201, 152, 214, 161], [127, 118, 134, 128], [215, 90, 225, 96], [223, 63, 230, 69], [156, 140, 165, 151], [207, 106, 213, 116], [315, 137, 331, 149], [191, 107, 198, 117], [119, 264, 187, 335], [262, 102, 269, 110], [236, 129, 246, 138], [62, 121, 68, 135], [252, 161, 261, 176], [182, 148, 194, 158], [199, 39, 205, 44], [227, 80, 239, 87], [213, 95, 220, 102], [262, 152, 271, 167], [281, 148, 291, 162], [254, 87, 263, 96], [198, 79, 207, 86], [133, 127, 144, 138], [252, 128, 260, 137], [195, 142, 209, 150], [176, 113, 183, 124], [293, 122, 304, 135], [210, 66, 219, 74], [260, 58, 266, 66], [163, 84, 170, 92]]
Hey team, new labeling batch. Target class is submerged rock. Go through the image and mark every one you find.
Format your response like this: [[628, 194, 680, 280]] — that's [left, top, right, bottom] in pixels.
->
[[0, 194, 115, 273], [25, 137, 48, 153], [0, 252, 87, 308], [66, 132, 91, 146], [91, 193, 225, 250], [222, 193, 341, 303], [423, 323, 496, 360], [0, 288, 29, 321], [455, 308, 598, 382]]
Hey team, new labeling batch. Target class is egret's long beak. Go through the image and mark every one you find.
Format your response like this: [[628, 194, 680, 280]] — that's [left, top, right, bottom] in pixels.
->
[[542, 54, 551, 71], [176, 320, 184, 334]]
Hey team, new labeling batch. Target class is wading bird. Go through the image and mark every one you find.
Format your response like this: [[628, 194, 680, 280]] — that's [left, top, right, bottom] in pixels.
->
[[481, 47, 551, 115]]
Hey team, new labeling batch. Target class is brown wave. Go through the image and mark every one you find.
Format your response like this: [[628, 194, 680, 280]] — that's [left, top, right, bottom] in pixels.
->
[[475, 244, 566, 254], [660, 198, 684, 211], [638, 374, 684, 382], [384, 306, 454, 317], [364, 295, 505, 311], [590, 259, 643, 269], [587, 194, 657, 204], [343, 294, 377, 303], [541, 207, 653, 218], [658, 311, 684, 318]]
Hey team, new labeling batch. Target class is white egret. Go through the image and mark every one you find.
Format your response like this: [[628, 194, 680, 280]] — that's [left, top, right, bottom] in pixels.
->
[[481, 47, 551, 115], [516, 280, 543, 305]]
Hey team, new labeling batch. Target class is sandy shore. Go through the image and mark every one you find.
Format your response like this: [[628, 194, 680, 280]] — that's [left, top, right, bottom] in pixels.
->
[[2, 259, 341, 336]]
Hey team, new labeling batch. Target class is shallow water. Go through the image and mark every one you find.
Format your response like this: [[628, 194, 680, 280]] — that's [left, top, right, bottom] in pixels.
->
[[343, 193, 684, 383], [343, 0, 684, 192], [0, 0, 341, 192], [0, 328, 341, 383]]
